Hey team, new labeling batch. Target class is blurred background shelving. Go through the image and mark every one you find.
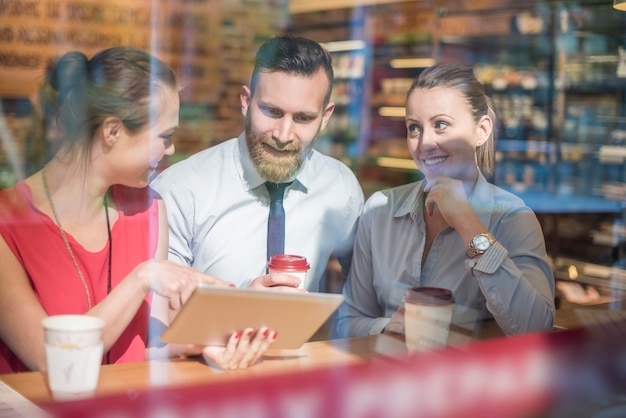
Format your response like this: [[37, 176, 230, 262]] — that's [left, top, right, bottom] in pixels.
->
[[1, 0, 626, 306], [288, 0, 626, 306]]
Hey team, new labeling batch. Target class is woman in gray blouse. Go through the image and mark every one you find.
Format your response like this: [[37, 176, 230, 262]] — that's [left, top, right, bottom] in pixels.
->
[[335, 64, 555, 338]]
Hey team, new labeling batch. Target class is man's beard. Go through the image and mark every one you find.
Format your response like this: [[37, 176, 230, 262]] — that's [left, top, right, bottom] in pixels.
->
[[245, 116, 306, 183]]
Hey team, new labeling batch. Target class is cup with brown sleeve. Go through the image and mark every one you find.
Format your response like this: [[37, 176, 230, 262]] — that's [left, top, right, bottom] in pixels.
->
[[403, 287, 455, 352]]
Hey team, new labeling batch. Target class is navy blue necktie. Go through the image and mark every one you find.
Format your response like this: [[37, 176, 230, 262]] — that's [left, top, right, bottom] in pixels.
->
[[266, 182, 289, 261]]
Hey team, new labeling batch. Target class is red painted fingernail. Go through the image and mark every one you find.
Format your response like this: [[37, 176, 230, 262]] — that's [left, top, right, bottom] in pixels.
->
[[246, 329, 254, 337], [271, 331, 278, 339], [263, 328, 270, 337], [229, 283, 236, 287], [234, 331, 241, 339]]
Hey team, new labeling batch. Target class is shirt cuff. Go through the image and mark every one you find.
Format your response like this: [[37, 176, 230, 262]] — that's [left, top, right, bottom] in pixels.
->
[[369, 318, 391, 335], [465, 241, 508, 275]]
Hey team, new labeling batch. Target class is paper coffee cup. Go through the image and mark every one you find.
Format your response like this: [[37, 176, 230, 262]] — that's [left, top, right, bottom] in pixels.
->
[[267, 254, 310, 289], [403, 287, 454, 353], [42, 315, 105, 400]]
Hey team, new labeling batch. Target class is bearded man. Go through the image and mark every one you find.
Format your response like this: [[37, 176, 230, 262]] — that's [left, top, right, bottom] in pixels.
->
[[151, 36, 364, 292]]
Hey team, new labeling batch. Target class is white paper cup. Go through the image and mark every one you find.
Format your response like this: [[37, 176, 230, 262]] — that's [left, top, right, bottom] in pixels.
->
[[267, 254, 310, 290], [403, 287, 455, 353], [42, 315, 105, 400]]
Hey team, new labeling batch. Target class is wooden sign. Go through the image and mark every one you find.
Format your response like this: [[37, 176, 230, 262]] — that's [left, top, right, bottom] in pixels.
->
[[0, 0, 220, 103]]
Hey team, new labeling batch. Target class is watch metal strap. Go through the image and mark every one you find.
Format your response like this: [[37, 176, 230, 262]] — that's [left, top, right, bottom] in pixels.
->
[[466, 232, 496, 258]]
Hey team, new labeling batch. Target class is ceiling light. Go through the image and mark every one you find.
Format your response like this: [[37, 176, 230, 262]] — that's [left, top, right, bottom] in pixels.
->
[[390, 58, 436, 69], [323, 40, 366, 52], [378, 107, 406, 117], [376, 157, 416, 170]]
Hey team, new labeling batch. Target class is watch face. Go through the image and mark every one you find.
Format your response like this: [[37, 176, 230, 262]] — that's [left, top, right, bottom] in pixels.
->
[[474, 235, 491, 251]]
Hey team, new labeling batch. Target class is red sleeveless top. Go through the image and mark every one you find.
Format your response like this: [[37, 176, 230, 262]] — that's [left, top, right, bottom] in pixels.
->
[[0, 181, 158, 373]]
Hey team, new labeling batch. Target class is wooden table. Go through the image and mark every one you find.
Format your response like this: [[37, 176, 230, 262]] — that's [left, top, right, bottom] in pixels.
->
[[1, 303, 624, 408], [0, 328, 496, 405], [0, 335, 389, 405]]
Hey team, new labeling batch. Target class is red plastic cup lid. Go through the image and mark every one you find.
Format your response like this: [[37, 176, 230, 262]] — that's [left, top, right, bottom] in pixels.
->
[[267, 254, 310, 272], [404, 287, 454, 306]]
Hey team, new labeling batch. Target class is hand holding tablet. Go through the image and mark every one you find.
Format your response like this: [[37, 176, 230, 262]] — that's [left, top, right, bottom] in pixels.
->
[[162, 284, 344, 349]]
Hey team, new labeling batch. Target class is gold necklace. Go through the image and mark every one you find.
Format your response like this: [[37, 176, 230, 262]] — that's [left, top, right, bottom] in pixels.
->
[[41, 166, 112, 310]]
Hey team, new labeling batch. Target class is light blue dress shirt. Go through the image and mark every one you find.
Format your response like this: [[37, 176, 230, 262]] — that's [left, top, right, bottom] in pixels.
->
[[151, 134, 364, 291], [335, 174, 555, 337]]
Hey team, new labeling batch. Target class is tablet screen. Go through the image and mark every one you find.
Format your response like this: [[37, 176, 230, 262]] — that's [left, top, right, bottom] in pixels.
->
[[161, 284, 344, 349]]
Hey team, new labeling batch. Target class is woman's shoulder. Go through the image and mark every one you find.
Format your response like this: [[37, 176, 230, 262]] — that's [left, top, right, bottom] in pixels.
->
[[0, 181, 33, 218], [488, 183, 531, 209]]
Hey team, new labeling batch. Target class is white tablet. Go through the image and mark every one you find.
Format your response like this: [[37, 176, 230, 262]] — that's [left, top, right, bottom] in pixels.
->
[[161, 284, 344, 349]]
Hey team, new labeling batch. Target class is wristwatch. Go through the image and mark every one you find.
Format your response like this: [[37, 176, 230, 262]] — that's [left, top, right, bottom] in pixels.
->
[[466, 232, 496, 258]]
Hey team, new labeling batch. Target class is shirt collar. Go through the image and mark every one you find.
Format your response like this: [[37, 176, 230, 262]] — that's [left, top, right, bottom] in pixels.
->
[[392, 180, 425, 221], [235, 132, 311, 193], [393, 173, 495, 225]]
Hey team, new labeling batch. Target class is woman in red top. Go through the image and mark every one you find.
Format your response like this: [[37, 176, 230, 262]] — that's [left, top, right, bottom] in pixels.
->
[[0, 46, 281, 373]]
